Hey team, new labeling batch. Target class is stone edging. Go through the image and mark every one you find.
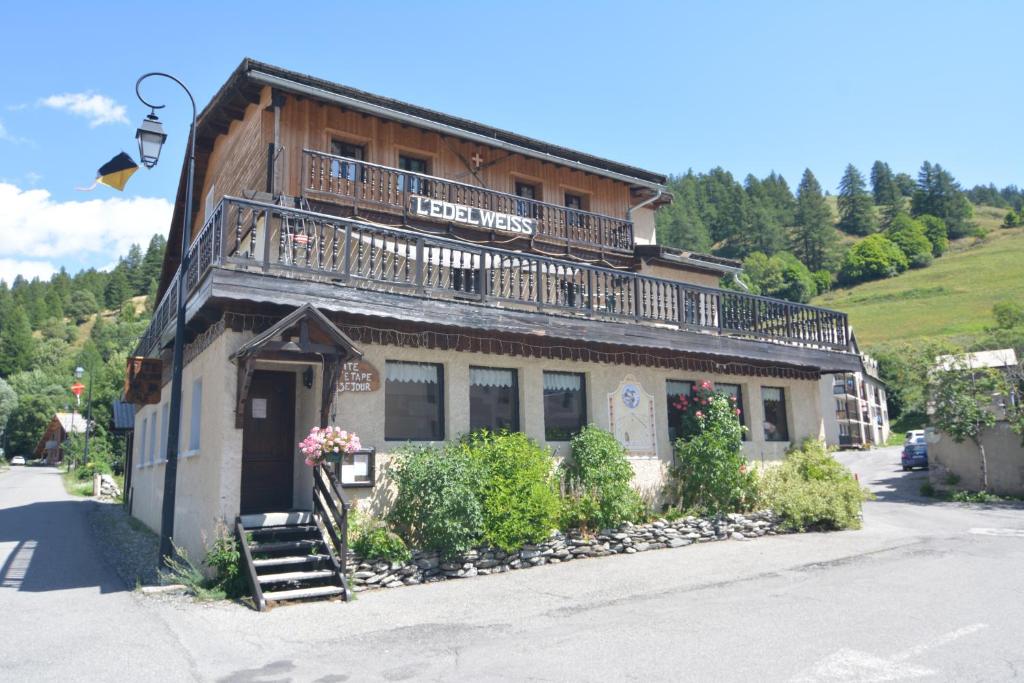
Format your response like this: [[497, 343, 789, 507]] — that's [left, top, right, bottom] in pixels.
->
[[349, 511, 781, 591]]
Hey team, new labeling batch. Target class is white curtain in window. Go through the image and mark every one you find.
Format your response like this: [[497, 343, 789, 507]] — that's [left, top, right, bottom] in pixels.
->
[[762, 387, 783, 402], [470, 367, 514, 388], [718, 383, 739, 398], [544, 372, 581, 392], [667, 380, 693, 396], [386, 361, 439, 384]]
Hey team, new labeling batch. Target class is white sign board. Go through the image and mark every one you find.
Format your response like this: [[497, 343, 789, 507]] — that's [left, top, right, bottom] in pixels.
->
[[410, 196, 537, 235], [607, 375, 657, 458], [251, 398, 267, 419]]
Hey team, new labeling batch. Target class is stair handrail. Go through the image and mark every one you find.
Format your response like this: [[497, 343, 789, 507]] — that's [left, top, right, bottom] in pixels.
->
[[235, 516, 267, 612], [311, 464, 351, 599]]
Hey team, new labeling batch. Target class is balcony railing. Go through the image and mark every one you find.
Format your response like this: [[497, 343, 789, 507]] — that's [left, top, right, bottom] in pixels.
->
[[302, 149, 635, 253], [136, 197, 850, 357]]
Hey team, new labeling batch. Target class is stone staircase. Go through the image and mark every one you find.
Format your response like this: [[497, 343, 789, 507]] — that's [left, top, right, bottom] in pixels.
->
[[237, 511, 349, 610]]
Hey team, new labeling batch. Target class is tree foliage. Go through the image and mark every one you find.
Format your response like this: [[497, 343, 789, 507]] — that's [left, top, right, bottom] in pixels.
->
[[792, 168, 838, 271], [885, 214, 934, 268], [838, 234, 908, 285], [837, 164, 877, 235], [911, 161, 974, 238], [741, 251, 821, 303]]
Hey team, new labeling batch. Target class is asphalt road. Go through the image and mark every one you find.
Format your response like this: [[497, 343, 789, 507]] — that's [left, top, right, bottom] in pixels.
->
[[1, 449, 1023, 682]]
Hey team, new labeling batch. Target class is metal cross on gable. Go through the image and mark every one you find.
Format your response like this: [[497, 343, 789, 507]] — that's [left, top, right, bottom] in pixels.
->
[[471, 150, 484, 168]]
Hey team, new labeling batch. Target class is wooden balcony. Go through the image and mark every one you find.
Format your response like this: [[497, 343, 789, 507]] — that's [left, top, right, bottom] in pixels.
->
[[137, 197, 850, 358], [302, 149, 635, 254]]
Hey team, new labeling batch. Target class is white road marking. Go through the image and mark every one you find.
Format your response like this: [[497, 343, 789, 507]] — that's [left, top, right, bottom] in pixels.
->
[[792, 623, 987, 682], [969, 527, 1024, 537]]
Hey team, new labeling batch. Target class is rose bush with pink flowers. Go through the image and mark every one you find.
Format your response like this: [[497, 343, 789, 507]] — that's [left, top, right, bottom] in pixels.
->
[[667, 390, 757, 515], [670, 380, 742, 441], [299, 426, 362, 467]]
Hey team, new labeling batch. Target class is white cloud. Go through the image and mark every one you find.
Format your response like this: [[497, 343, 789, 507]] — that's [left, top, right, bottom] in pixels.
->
[[0, 259, 57, 284], [0, 182, 173, 276], [39, 92, 128, 127]]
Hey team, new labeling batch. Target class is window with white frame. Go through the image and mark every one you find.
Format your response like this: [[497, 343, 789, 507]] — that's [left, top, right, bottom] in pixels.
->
[[159, 402, 170, 462], [148, 410, 158, 465], [138, 416, 148, 467], [761, 387, 790, 442], [188, 378, 202, 453], [543, 371, 586, 441]]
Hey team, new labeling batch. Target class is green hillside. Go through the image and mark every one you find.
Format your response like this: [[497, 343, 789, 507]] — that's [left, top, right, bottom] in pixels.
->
[[813, 213, 1024, 347]]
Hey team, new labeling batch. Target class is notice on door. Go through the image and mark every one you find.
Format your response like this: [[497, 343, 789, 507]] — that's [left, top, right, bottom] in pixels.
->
[[251, 398, 268, 419]]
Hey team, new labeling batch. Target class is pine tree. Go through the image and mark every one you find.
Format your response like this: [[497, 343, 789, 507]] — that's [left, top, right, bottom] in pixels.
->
[[123, 244, 145, 294], [870, 161, 898, 206], [791, 169, 839, 271], [655, 172, 712, 253], [911, 161, 974, 238], [141, 234, 167, 286], [104, 266, 131, 309], [0, 307, 35, 376], [837, 164, 877, 235]]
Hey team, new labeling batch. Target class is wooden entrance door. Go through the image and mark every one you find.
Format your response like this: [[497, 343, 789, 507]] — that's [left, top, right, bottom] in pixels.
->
[[240, 370, 296, 514]]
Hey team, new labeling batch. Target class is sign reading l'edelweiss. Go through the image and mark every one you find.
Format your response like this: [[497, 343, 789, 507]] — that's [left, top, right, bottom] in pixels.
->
[[607, 375, 657, 458], [410, 196, 536, 235]]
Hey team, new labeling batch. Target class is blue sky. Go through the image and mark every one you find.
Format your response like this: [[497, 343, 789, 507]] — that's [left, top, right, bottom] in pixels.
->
[[1, 0, 1021, 282]]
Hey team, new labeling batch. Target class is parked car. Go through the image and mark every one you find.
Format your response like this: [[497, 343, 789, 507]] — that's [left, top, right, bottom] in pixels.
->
[[10, 456, 26, 466], [904, 429, 925, 444], [901, 437, 928, 471]]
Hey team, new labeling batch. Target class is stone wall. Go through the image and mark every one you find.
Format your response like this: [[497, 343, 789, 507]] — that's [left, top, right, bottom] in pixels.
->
[[348, 511, 780, 591]]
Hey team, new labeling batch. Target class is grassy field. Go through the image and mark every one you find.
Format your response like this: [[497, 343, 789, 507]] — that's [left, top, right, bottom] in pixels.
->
[[813, 219, 1024, 347]]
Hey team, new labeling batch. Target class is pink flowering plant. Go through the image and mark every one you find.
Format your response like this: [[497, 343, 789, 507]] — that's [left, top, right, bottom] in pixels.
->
[[299, 426, 362, 467], [668, 391, 756, 515], [670, 380, 742, 441]]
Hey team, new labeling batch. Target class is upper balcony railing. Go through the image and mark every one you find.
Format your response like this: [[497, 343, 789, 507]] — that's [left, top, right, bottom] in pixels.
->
[[302, 149, 635, 254], [136, 197, 850, 357]]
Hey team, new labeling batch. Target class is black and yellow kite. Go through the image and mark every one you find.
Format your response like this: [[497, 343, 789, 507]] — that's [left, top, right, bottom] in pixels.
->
[[77, 152, 139, 192]]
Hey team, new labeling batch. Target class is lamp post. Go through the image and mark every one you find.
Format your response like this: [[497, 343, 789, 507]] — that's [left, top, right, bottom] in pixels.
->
[[135, 72, 196, 567], [74, 365, 93, 469]]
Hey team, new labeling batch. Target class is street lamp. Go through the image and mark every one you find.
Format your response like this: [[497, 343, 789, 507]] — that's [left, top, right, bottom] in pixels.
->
[[135, 112, 167, 169], [75, 365, 93, 470], [135, 72, 196, 567]]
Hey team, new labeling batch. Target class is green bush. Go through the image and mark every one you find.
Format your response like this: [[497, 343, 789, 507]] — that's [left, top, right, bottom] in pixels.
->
[[886, 214, 934, 268], [460, 431, 561, 552], [667, 392, 757, 515], [561, 425, 644, 531], [204, 528, 247, 599], [761, 440, 870, 531], [917, 214, 949, 256], [352, 526, 411, 564], [838, 234, 909, 285], [388, 444, 484, 558]]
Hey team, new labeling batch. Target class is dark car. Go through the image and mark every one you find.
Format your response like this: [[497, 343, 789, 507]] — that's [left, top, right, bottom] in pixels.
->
[[901, 437, 928, 471]]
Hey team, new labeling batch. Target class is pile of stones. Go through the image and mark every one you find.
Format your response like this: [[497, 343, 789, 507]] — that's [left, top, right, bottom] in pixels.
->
[[348, 510, 780, 592], [96, 474, 121, 500]]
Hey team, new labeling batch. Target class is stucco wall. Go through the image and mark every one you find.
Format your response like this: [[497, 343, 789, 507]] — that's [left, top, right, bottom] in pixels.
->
[[327, 342, 823, 514], [928, 422, 1024, 496], [132, 327, 825, 558], [130, 332, 236, 564]]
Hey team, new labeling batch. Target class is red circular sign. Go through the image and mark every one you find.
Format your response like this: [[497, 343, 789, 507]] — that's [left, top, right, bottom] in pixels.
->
[[70, 382, 85, 397]]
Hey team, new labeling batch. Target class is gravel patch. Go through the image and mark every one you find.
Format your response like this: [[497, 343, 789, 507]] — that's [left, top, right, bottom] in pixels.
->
[[87, 499, 161, 588]]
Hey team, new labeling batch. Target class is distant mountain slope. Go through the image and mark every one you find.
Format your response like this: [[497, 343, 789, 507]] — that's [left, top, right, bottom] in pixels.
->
[[812, 217, 1024, 347]]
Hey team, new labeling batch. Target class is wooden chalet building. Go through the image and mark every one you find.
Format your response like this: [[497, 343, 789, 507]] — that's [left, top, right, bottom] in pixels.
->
[[126, 59, 861, 606]]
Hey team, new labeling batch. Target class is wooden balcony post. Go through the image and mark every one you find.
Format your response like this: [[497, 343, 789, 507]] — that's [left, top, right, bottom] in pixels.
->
[[415, 237, 425, 294]]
